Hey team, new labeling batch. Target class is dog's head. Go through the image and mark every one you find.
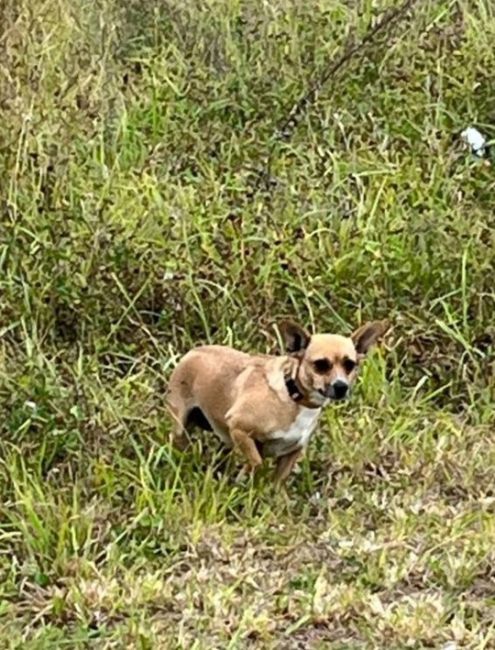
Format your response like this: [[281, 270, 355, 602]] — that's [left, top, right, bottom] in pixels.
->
[[279, 319, 390, 407]]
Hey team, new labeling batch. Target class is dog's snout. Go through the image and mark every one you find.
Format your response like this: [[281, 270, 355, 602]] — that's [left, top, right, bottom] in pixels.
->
[[332, 380, 348, 400]]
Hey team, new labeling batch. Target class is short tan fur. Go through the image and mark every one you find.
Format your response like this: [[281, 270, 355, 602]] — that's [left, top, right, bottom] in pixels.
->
[[167, 319, 389, 483]]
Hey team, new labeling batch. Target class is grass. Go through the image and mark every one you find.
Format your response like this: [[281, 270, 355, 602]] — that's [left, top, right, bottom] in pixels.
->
[[1, 0, 495, 646]]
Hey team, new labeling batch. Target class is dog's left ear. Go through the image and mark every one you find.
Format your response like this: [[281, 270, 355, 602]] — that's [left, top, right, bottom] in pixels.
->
[[278, 320, 311, 354], [352, 320, 390, 356]]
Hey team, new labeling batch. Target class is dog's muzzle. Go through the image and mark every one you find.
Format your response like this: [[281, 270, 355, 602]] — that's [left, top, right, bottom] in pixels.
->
[[321, 380, 349, 401]]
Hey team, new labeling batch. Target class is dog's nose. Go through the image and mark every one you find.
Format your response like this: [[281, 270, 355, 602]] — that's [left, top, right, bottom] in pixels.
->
[[332, 380, 348, 400]]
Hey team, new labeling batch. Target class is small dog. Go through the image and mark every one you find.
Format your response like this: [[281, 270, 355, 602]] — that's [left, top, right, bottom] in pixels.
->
[[167, 319, 389, 483]]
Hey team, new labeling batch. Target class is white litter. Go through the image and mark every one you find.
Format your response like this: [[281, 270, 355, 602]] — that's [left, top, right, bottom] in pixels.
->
[[461, 127, 487, 157], [442, 643, 457, 650], [309, 490, 322, 505]]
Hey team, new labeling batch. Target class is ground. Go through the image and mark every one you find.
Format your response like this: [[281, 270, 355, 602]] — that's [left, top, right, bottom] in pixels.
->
[[1, 0, 495, 648]]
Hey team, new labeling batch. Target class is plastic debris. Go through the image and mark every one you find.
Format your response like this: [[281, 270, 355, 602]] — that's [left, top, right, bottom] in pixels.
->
[[461, 126, 488, 157]]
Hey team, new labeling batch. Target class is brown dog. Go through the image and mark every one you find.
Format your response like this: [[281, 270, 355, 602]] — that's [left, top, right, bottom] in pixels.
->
[[167, 320, 389, 483]]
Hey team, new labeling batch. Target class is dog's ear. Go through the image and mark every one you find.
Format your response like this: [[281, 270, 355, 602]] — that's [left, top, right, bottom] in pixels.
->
[[278, 320, 311, 354], [352, 320, 390, 356]]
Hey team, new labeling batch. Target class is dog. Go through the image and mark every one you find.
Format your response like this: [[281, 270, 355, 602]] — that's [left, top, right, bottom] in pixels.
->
[[166, 319, 389, 483]]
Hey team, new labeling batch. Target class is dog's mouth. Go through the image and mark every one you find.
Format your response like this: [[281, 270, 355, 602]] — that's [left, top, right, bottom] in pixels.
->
[[310, 390, 329, 406]]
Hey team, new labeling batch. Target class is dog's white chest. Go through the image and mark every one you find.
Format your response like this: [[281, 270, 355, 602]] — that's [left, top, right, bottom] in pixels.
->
[[263, 407, 321, 458]]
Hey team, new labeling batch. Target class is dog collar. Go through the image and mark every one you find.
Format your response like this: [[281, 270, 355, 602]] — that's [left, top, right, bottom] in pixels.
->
[[285, 377, 304, 402]]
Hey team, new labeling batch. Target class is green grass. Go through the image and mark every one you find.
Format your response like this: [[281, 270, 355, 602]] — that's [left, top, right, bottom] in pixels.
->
[[1, 0, 495, 647]]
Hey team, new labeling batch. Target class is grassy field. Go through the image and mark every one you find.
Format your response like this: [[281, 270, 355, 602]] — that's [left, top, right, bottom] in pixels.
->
[[1, 0, 495, 647]]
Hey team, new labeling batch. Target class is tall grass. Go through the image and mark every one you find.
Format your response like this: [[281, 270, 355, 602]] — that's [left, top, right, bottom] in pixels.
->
[[1, 0, 495, 646]]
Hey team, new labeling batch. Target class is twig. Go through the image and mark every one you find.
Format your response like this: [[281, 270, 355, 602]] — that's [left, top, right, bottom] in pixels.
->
[[256, 0, 423, 191]]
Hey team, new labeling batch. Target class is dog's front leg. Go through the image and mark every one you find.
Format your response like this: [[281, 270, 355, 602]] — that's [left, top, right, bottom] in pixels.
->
[[230, 428, 262, 479], [275, 449, 303, 484]]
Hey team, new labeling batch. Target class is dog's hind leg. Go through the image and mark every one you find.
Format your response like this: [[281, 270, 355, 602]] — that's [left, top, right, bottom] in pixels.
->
[[167, 360, 196, 450], [166, 371, 194, 450], [166, 397, 191, 450]]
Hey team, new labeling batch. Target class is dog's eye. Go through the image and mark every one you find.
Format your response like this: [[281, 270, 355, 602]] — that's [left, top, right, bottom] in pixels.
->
[[343, 358, 357, 373], [313, 358, 331, 373]]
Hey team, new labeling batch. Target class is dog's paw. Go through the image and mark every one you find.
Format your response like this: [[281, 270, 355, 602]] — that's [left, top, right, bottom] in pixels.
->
[[235, 464, 256, 484]]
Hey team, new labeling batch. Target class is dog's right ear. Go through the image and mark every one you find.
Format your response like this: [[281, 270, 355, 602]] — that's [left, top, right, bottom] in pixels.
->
[[278, 321, 311, 354], [351, 319, 390, 356]]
